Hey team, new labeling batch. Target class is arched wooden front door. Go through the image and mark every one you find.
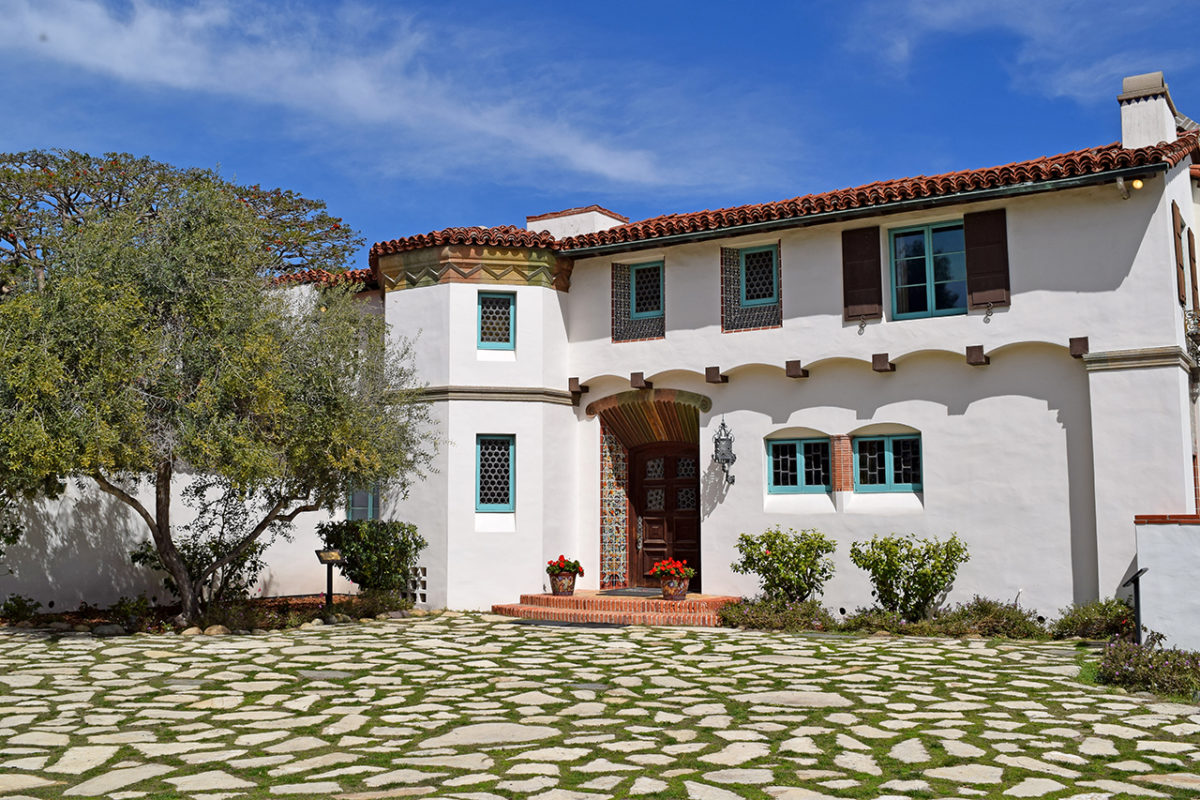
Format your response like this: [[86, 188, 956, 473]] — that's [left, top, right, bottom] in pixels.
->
[[629, 443, 701, 591]]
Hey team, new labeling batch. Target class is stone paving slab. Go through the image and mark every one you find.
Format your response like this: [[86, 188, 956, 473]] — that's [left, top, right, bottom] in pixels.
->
[[0, 614, 1198, 798]]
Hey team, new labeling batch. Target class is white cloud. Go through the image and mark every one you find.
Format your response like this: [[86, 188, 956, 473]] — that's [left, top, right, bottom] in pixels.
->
[[0, 0, 694, 186], [848, 0, 1197, 103]]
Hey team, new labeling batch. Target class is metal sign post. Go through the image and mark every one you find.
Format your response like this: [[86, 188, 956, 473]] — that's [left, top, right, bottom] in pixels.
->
[[315, 549, 345, 610]]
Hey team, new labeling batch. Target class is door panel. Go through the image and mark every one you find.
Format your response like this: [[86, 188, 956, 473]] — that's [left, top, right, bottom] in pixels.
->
[[629, 444, 701, 591]]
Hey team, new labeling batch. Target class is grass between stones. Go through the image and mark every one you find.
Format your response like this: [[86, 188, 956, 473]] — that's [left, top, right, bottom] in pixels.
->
[[0, 613, 1198, 799]]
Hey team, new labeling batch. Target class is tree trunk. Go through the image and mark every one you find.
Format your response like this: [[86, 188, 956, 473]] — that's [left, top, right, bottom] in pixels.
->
[[151, 461, 201, 622], [92, 465, 202, 624]]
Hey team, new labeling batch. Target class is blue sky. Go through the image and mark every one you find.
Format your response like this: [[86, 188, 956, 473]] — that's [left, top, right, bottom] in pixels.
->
[[2, 0, 1197, 266]]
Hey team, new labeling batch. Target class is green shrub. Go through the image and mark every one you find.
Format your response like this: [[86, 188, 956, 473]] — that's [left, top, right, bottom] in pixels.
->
[[1097, 634, 1200, 699], [199, 602, 297, 631], [731, 526, 836, 603], [718, 598, 838, 632], [335, 589, 413, 619], [1051, 597, 1137, 641], [839, 607, 909, 634], [0, 593, 41, 622], [108, 594, 163, 633], [849, 533, 969, 620], [317, 520, 427, 592], [935, 596, 1048, 640]]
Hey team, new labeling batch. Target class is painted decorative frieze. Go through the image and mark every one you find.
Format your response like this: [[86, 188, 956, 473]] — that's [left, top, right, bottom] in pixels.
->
[[375, 245, 573, 292]]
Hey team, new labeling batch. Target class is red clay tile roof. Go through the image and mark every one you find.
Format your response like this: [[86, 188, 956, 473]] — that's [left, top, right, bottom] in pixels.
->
[[370, 134, 1199, 264], [273, 268, 378, 289], [370, 225, 558, 264]]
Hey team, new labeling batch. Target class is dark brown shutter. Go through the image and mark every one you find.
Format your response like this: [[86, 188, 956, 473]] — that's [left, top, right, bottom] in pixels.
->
[[1190, 228, 1198, 312], [964, 208, 1010, 308], [1174, 201, 1187, 306], [842, 226, 882, 320]]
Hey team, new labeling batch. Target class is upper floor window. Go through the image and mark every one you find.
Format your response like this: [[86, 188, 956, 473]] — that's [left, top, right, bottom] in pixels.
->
[[740, 245, 779, 307], [767, 438, 831, 494], [478, 292, 515, 350], [722, 243, 782, 332], [853, 434, 922, 492], [891, 223, 966, 319], [476, 434, 515, 512], [348, 485, 381, 520], [629, 262, 664, 319]]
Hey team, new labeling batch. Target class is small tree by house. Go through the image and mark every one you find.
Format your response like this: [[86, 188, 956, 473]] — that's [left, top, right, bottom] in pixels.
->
[[0, 150, 436, 622]]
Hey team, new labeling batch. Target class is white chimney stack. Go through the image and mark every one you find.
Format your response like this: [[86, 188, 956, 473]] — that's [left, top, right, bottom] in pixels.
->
[[525, 205, 628, 239], [1118, 71, 1178, 149]]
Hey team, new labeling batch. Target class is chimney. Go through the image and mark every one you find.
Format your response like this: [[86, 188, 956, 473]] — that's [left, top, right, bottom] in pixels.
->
[[1118, 71, 1178, 149], [525, 205, 627, 239]]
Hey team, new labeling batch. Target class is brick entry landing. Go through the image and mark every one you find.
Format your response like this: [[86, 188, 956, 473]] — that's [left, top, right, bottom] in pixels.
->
[[491, 590, 738, 627]]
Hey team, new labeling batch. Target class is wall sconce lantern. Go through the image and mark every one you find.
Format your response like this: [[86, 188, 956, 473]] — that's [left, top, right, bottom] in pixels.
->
[[712, 417, 737, 484], [315, 549, 344, 609]]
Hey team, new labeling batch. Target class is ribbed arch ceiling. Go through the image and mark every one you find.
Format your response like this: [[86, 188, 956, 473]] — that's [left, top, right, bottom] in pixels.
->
[[586, 389, 712, 449]]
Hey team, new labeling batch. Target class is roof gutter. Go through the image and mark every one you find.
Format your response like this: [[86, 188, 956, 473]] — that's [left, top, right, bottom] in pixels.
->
[[560, 164, 1168, 259]]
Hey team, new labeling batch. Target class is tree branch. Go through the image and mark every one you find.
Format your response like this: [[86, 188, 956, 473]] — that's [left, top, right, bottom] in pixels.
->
[[91, 472, 157, 538], [195, 498, 319, 585]]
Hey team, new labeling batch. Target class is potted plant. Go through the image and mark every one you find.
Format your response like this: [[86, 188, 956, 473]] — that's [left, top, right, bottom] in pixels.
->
[[546, 555, 584, 596], [649, 558, 695, 601]]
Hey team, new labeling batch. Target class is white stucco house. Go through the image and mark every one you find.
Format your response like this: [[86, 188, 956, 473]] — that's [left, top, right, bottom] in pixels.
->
[[359, 71, 1200, 645], [8, 72, 1200, 646]]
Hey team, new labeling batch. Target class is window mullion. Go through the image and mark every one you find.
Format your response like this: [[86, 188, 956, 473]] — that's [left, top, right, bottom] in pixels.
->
[[885, 436, 895, 490]]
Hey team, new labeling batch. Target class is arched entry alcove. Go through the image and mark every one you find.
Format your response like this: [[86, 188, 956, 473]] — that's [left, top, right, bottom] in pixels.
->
[[586, 389, 711, 591]]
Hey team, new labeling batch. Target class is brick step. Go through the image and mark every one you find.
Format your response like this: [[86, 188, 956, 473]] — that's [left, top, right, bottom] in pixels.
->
[[491, 603, 725, 628], [517, 592, 735, 614]]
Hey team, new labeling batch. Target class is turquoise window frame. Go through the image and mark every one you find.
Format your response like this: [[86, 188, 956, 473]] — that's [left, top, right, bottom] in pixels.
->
[[738, 245, 779, 307], [852, 435, 922, 493], [475, 434, 515, 512], [347, 484, 381, 520], [766, 438, 832, 494], [629, 261, 664, 320], [889, 221, 967, 320], [477, 292, 515, 350]]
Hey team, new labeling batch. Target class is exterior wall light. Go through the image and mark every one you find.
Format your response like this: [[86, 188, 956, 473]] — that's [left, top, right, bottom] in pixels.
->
[[1131, 178, 1144, 190], [712, 417, 737, 484], [315, 549, 344, 609]]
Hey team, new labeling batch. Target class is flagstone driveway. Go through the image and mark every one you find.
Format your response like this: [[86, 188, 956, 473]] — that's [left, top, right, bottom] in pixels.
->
[[1, 612, 1198, 799]]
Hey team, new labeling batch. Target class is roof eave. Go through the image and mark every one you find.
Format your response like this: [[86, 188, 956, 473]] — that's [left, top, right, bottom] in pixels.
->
[[560, 163, 1169, 259]]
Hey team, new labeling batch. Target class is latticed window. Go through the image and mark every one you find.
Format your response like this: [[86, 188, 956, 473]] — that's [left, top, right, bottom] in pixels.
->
[[767, 439, 831, 493], [477, 292, 515, 349], [892, 437, 922, 486], [476, 435, 515, 511], [677, 457, 697, 478], [854, 435, 922, 492], [630, 262, 664, 319], [740, 246, 778, 306], [645, 457, 664, 480], [646, 488, 665, 512], [856, 440, 887, 486], [803, 441, 830, 488], [676, 487, 697, 511]]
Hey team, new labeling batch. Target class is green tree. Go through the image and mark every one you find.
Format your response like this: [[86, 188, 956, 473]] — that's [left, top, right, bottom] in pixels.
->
[[0, 151, 435, 621]]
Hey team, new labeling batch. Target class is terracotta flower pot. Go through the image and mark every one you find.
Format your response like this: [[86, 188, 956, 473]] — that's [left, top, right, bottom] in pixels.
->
[[549, 573, 576, 596], [660, 575, 690, 601]]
